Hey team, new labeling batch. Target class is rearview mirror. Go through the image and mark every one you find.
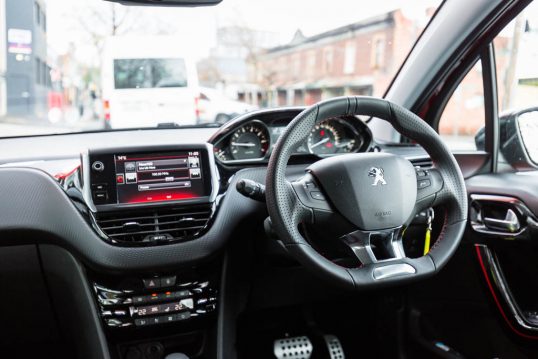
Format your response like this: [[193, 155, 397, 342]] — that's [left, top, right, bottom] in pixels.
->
[[104, 0, 221, 7]]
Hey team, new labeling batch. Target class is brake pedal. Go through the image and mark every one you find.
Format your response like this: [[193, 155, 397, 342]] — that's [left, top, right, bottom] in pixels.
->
[[324, 335, 345, 359], [273, 336, 313, 359]]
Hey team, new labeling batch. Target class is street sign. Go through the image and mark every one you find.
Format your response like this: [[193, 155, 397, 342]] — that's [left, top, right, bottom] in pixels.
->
[[7, 28, 32, 55]]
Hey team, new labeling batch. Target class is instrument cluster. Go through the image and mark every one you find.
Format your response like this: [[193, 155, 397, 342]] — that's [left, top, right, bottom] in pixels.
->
[[212, 114, 372, 164]]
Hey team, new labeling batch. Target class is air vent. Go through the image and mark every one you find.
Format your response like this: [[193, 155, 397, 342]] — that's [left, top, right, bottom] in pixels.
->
[[410, 158, 433, 169], [93, 204, 213, 245]]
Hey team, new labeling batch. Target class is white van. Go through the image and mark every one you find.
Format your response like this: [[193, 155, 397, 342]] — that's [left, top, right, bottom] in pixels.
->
[[101, 36, 200, 129]]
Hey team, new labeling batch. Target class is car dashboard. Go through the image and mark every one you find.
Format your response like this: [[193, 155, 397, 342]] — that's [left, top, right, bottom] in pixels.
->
[[0, 107, 429, 355]]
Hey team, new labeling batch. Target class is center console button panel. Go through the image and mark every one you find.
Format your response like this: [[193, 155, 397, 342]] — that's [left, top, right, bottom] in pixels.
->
[[93, 276, 218, 329]]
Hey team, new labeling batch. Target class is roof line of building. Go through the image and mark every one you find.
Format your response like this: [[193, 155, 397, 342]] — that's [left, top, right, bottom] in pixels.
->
[[266, 11, 395, 54]]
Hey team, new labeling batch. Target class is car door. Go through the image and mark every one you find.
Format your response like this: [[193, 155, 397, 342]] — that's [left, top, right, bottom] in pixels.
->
[[402, 2, 538, 357]]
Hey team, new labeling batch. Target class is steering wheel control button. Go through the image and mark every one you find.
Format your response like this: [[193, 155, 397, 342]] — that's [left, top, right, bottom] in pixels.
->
[[162, 276, 177, 287], [309, 191, 325, 201], [305, 181, 317, 189], [92, 160, 105, 172], [415, 169, 428, 177], [373, 263, 416, 280], [143, 278, 161, 289], [417, 179, 431, 189]]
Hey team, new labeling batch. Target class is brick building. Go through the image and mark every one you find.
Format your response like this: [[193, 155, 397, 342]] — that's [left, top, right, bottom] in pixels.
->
[[253, 10, 426, 107]]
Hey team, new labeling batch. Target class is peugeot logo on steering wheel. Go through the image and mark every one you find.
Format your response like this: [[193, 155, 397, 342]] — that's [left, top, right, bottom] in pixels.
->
[[368, 167, 387, 186]]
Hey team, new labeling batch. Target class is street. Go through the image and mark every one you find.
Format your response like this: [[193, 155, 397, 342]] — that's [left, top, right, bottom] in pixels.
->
[[0, 104, 105, 137], [0, 118, 105, 137]]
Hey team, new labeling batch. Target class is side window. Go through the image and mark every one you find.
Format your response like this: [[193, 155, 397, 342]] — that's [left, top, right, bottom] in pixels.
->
[[438, 61, 485, 151], [494, 2, 538, 113]]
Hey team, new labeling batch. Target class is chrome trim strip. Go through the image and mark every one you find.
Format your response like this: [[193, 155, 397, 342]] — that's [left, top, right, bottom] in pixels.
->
[[373, 263, 416, 280]]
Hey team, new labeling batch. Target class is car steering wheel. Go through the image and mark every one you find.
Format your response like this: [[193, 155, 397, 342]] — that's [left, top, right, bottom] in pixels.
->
[[266, 97, 467, 289]]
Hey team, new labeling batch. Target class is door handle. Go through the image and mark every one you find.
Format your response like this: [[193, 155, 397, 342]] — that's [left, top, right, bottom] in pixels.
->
[[483, 209, 520, 233]]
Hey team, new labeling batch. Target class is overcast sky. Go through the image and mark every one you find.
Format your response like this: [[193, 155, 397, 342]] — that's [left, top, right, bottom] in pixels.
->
[[46, 0, 440, 62]]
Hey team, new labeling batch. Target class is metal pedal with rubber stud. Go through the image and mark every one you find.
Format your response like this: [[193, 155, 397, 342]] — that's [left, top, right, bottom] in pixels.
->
[[273, 336, 313, 359], [324, 335, 345, 359]]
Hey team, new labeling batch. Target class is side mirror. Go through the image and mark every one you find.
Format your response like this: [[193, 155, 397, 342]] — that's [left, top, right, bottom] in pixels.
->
[[513, 110, 538, 168], [104, 0, 221, 7], [473, 108, 538, 170], [500, 108, 538, 170]]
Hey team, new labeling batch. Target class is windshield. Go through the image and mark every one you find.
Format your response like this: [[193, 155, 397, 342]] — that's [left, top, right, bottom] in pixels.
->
[[0, 0, 441, 137]]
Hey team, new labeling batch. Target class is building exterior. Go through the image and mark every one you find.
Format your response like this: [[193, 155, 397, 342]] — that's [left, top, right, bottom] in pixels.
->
[[254, 10, 424, 108], [197, 26, 281, 104], [0, 0, 48, 121]]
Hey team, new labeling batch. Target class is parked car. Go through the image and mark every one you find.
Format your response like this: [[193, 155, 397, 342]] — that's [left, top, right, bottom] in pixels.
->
[[197, 87, 257, 124]]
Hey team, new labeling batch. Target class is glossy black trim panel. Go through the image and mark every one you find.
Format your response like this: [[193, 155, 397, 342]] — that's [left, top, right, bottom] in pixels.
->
[[0, 166, 267, 273], [475, 244, 538, 339]]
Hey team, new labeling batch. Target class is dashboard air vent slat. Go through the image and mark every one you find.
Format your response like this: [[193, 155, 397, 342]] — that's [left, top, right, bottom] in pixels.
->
[[94, 204, 213, 244]]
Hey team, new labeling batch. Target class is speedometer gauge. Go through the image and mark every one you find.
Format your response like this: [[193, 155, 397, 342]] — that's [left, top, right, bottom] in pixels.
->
[[230, 121, 270, 160], [307, 122, 340, 155]]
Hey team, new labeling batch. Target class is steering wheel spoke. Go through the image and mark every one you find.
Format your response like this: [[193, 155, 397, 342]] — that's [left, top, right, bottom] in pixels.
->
[[341, 226, 404, 265]]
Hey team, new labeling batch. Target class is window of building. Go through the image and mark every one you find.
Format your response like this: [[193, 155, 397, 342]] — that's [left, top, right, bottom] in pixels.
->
[[46, 65, 52, 87], [371, 36, 385, 69], [35, 58, 41, 85], [291, 54, 301, 80], [42, 61, 48, 87], [438, 61, 485, 150], [306, 50, 316, 78], [343, 42, 356, 74], [323, 47, 334, 75], [42, 12, 47, 32], [34, 2, 41, 25]]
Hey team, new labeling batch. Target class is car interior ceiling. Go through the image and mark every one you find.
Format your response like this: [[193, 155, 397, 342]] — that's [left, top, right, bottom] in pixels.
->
[[2, 0, 538, 358]]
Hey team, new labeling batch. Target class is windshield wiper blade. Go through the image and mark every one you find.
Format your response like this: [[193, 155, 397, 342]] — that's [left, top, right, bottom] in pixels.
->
[[157, 122, 182, 129], [156, 122, 221, 129]]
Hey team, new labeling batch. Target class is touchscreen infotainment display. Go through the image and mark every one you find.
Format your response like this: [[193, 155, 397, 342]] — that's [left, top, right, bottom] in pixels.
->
[[114, 151, 205, 204]]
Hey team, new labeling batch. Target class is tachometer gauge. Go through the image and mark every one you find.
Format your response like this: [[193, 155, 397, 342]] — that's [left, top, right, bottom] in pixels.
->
[[214, 146, 229, 162], [307, 122, 340, 155], [230, 121, 270, 160]]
